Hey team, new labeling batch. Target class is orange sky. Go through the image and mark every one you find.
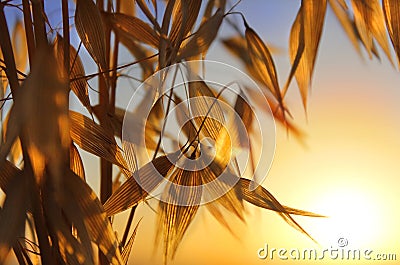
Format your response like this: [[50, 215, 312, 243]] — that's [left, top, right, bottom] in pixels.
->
[[2, 1, 400, 265], [121, 2, 400, 265]]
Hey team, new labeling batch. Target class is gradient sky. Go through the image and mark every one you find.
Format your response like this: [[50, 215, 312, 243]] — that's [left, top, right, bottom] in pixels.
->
[[3, 1, 400, 265], [126, 1, 400, 265]]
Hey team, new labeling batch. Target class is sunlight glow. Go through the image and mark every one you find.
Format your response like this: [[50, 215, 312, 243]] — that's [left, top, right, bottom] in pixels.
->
[[309, 188, 381, 249]]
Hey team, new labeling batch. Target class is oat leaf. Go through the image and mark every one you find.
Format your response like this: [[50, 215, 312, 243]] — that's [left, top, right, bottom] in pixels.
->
[[158, 168, 202, 260], [54, 35, 92, 113], [245, 25, 284, 111], [288, 0, 327, 110], [239, 178, 318, 240], [188, 80, 225, 140], [11, 20, 28, 73], [0, 172, 27, 263], [121, 218, 142, 264], [75, 0, 108, 71], [104, 152, 176, 216], [328, 0, 362, 55], [383, 0, 400, 66], [351, 0, 392, 62], [69, 111, 127, 170], [65, 170, 123, 265], [70, 142, 86, 179], [105, 12, 160, 48], [177, 8, 223, 60]]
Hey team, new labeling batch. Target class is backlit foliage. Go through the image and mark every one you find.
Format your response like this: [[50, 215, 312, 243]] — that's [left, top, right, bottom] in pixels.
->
[[0, 0, 399, 264]]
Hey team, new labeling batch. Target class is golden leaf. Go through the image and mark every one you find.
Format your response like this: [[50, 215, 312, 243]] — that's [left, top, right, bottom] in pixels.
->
[[119, 0, 135, 16], [20, 47, 70, 182], [287, 0, 327, 110], [158, 168, 202, 260], [328, 0, 362, 56], [169, 0, 202, 46], [65, 171, 123, 264], [11, 20, 28, 73], [188, 80, 225, 140], [121, 219, 142, 264], [177, 8, 223, 60], [0, 172, 27, 263], [69, 111, 128, 171], [70, 142, 86, 179], [239, 178, 318, 240], [245, 25, 284, 112], [383, 0, 400, 66], [104, 152, 176, 216], [105, 12, 160, 48], [351, 0, 392, 62], [54, 35, 92, 113], [75, 0, 108, 71]]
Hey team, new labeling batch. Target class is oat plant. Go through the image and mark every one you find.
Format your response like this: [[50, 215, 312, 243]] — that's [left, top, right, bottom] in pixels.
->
[[0, 0, 399, 264]]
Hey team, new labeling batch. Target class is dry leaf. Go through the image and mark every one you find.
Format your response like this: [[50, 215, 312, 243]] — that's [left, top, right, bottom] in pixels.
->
[[0, 49, 8, 96], [65, 170, 123, 264], [21, 47, 70, 182], [244, 86, 305, 142], [0, 160, 20, 193], [122, 140, 138, 175], [169, 0, 202, 46], [144, 96, 164, 152], [383, 0, 400, 66], [120, 0, 135, 16], [158, 168, 202, 260], [177, 8, 223, 60], [136, 0, 161, 31], [121, 218, 142, 264], [188, 80, 225, 140], [173, 94, 198, 144], [69, 111, 128, 170], [239, 178, 323, 217], [0, 105, 20, 165], [200, 162, 244, 221], [75, 0, 108, 71], [239, 178, 316, 240], [287, 0, 327, 110], [70, 142, 86, 179], [245, 25, 285, 112], [205, 201, 236, 235], [46, 186, 94, 265], [11, 20, 28, 73], [54, 35, 92, 113], [1, 111, 22, 164], [351, 0, 392, 62], [105, 12, 160, 48], [0, 172, 27, 263], [234, 91, 254, 134], [104, 152, 176, 216], [328, 0, 362, 56]]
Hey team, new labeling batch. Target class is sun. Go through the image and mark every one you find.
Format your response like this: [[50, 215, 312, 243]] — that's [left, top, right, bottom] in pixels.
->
[[306, 187, 382, 249]]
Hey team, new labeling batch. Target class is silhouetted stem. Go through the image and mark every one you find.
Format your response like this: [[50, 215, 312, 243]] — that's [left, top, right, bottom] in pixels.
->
[[31, 0, 47, 48], [22, 0, 35, 65], [61, 0, 70, 77]]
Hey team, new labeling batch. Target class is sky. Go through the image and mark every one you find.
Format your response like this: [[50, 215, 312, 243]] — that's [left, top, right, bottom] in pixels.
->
[[2, 0, 400, 265], [126, 1, 400, 265]]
